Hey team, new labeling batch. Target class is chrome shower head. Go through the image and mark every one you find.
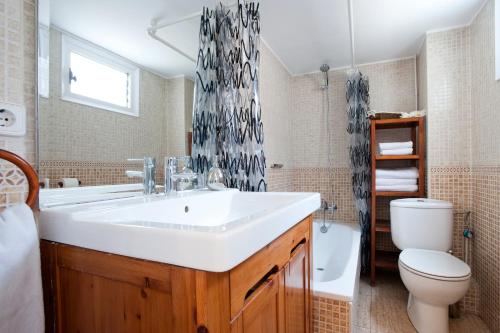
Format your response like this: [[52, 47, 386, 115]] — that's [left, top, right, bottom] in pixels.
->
[[320, 64, 330, 88]]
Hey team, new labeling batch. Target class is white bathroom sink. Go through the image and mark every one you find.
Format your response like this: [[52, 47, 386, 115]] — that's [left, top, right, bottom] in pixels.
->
[[39, 190, 320, 272]]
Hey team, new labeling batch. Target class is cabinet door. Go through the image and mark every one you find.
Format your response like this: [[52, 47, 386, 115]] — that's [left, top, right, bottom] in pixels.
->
[[285, 242, 310, 333], [231, 269, 285, 333]]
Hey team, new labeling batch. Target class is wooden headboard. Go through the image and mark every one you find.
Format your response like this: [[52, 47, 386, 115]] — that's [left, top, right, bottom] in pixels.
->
[[0, 149, 39, 208]]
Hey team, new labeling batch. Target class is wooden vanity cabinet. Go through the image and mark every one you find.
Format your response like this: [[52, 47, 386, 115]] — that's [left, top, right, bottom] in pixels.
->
[[41, 215, 312, 333], [230, 269, 285, 333], [285, 242, 309, 333]]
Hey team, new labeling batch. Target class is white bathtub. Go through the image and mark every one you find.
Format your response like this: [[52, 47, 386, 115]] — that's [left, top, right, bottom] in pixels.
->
[[313, 219, 361, 301]]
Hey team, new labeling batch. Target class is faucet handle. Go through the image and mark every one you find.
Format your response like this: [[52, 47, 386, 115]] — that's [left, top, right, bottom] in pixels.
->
[[127, 157, 155, 166], [125, 170, 144, 178], [320, 199, 337, 212]]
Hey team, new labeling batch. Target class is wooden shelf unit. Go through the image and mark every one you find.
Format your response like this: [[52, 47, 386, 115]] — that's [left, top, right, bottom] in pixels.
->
[[370, 117, 425, 285], [374, 251, 400, 270], [375, 154, 419, 161], [374, 219, 391, 233]]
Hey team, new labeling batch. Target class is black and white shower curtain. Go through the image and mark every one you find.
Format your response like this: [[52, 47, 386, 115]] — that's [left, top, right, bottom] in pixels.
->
[[346, 69, 371, 273], [192, 7, 217, 176], [192, 1, 266, 192]]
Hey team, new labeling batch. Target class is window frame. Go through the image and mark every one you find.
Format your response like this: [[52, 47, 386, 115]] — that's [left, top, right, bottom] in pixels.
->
[[60, 34, 140, 116], [38, 24, 50, 98], [496, 0, 500, 80]]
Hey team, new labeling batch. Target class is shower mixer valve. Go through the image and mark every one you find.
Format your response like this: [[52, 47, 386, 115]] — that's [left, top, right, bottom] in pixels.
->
[[320, 199, 337, 213]]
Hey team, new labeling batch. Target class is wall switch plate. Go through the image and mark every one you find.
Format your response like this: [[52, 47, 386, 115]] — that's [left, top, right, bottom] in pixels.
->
[[0, 102, 26, 136]]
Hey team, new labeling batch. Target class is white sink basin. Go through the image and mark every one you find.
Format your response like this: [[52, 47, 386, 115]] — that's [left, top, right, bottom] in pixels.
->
[[39, 190, 320, 272]]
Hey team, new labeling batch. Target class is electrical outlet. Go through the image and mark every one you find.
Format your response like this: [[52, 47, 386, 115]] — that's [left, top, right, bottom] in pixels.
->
[[0, 102, 26, 136], [0, 109, 16, 127]]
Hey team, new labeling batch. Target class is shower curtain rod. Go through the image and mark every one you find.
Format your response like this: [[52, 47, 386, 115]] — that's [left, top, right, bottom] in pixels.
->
[[147, 26, 196, 63], [147, 1, 238, 63], [347, 0, 356, 69]]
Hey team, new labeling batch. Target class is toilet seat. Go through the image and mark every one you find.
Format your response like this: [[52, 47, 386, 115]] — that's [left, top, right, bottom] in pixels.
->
[[399, 248, 471, 281]]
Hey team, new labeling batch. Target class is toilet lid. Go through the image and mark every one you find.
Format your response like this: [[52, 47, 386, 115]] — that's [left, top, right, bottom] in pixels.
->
[[399, 249, 471, 280]]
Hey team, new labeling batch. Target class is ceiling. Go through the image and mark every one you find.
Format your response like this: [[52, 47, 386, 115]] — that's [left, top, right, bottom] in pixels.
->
[[45, 0, 486, 77]]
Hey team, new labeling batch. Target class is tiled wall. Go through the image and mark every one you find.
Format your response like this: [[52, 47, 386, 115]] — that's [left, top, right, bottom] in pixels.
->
[[416, 41, 427, 110], [38, 28, 194, 187], [260, 42, 294, 190], [469, 0, 500, 330], [471, 166, 499, 325], [423, 26, 473, 260], [425, 27, 472, 168], [289, 58, 417, 226], [418, 0, 500, 329], [0, 0, 36, 206], [165, 76, 193, 157], [312, 295, 351, 333], [421, 26, 478, 315], [39, 160, 165, 188], [39, 29, 167, 163]]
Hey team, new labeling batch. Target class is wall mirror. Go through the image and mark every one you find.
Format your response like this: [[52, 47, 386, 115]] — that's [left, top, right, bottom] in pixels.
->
[[37, 0, 204, 188]]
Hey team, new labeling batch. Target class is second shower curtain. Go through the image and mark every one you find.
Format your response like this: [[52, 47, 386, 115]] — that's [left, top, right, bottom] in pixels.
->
[[346, 69, 371, 273]]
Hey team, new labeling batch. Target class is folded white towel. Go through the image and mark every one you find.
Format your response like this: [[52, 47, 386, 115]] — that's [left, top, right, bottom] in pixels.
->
[[0, 204, 44, 333], [378, 141, 413, 150], [376, 178, 417, 186], [376, 185, 419, 192], [376, 167, 419, 179], [379, 148, 413, 155]]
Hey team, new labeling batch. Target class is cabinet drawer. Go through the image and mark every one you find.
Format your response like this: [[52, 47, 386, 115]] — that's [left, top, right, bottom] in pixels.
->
[[229, 217, 311, 318]]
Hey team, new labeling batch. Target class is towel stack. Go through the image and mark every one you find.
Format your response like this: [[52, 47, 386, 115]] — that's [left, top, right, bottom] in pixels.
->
[[378, 141, 413, 155], [376, 167, 419, 192]]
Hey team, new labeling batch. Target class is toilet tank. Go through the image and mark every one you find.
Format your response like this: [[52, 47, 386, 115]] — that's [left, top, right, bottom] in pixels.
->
[[390, 198, 453, 251]]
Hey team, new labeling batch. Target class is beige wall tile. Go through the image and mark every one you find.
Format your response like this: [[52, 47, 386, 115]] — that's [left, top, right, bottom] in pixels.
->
[[417, 41, 427, 110], [312, 295, 351, 333], [260, 42, 294, 170], [470, 0, 500, 167], [0, 0, 36, 206], [417, 1, 500, 329], [290, 58, 417, 170], [38, 28, 184, 164], [426, 27, 472, 168], [467, 15, 498, 325], [165, 76, 188, 157]]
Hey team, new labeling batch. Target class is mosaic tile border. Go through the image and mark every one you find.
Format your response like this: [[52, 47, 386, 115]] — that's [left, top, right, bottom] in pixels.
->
[[39, 160, 164, 188], [313, 295, 352, 333], [0, 161, 28, 206]]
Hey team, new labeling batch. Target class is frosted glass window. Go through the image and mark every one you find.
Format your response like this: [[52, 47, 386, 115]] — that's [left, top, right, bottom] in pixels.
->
[[61, 34, 139, 116], [69, 53, 130, 108]]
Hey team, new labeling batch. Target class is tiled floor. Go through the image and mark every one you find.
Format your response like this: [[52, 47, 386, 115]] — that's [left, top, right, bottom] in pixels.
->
[[353, 272, 490, 333]]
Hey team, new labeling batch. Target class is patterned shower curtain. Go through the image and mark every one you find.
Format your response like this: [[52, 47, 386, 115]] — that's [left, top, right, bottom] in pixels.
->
[[192, 7, 217, 177], [192, 1, 266, 191], [346, 69, 371, 273]]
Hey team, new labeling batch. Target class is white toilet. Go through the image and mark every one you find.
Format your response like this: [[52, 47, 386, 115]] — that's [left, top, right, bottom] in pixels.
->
[[390, 198, 471, 333]]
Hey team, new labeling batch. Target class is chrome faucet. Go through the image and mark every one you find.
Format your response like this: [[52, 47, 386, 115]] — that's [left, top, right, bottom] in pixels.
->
[[126, 157, 156, 195], [164, 156, 198, 194]]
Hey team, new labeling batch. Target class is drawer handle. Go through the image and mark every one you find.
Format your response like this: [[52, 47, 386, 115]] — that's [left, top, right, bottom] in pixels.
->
[[244, 265, 278, 301], [290, 238, 306, 257]]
